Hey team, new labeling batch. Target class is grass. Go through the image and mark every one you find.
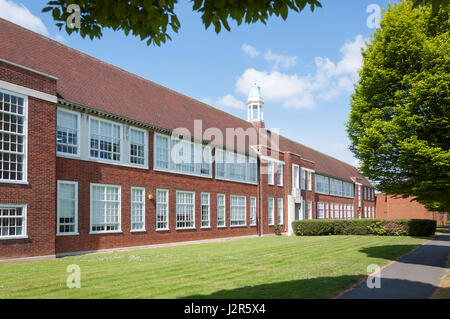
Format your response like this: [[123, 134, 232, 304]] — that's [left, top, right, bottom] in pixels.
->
[[0, 235, 430, 299]]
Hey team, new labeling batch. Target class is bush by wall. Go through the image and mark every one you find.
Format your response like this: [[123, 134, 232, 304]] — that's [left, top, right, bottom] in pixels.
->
[[292, 219, 436, 237]]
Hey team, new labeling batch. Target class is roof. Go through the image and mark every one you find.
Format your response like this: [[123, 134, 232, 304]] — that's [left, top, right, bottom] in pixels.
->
[[0, 18, 372, 187]]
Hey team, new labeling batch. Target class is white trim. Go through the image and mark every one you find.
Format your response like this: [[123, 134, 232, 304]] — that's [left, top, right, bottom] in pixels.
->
[[268, 197, 274, 226], [88, 115, 124, 164], [292, 164, 300, 189], [56, 180, 79, 236], [259, 155, 285, 165], [56, 107, 81, 158], [277, 163, 283, 187], [249, 196, 257, 226], [0, 80, 57, 103], [156, 188, 169, 231], [175, 190, 196, 230], [89, 183, 122, 234], [300, 167, 315, 173], [130, 187, 146, 232], [200, 192, 211, 229], [217, 193, 226, 228], [230, 195, 247, 227], [0, 204, 27, 240], [129, 126, 149, 168]]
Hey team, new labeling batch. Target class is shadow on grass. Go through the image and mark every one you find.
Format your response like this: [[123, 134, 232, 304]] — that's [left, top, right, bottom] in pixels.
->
[[181, 275, 365, 299]]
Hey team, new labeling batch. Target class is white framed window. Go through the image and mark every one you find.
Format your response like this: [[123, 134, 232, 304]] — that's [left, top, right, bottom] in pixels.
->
[[155, 134, 169, 169], [215, 148, 257, 184], [0, 90, 27, 183], [277, 198, 284, 225], [176, 191, 195, 229], [57, 108, 80, 156], [131, 187, 145, 232], [277, 163, 283, 186], [292, 164, 299, 189], [217, 194, 226, 228], [302, 199, 306, 219], [364, 187, 367, 200], [267, 161, 274, 185], [89, 117, 122, 162], [315, 174, 329, 194], [57, 181, 78, 235], [301, 169, 306, 190], [230, 195, 246, 227], [250, 196, 257, 226], [0, 204, 27, 239], [201, 192, 210, 228], [325, 203, 329, 219], [307, 171, 312, 191], [308, 201, 312, 219], [156, 189, 169, 230], [90, 184, 121, 233], [358, 185, 362, 207], [334, 203, 339, 219], [317, 202, 324, 219], [268, 197, 274, 225], [364, 206, 367, 218], [339, 204, 343, 219], [130, 128, 147, 166]]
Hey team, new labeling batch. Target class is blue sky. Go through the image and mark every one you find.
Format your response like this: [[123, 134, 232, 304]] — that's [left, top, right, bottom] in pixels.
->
[[1, 0, 394, 166]]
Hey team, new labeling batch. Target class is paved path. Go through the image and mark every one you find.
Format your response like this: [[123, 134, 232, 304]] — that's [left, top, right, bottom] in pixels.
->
[[340, 230, 450, 299]]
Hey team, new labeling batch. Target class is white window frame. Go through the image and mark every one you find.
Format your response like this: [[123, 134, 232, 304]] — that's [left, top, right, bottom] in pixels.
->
[[130, 187, 146, 232], [57, 180, 79, 236], [89, 116, 123, 163], [307, 171, 312, 191], [277, 163, 283, 186], [268, 197, 274, 225], [267, 161, 274, 185], [316, 202, 325, 219], [250, 196, 257, 226], [217, 194, 226, 228], [230, 195, 247, 227], [176, 190, 195, 229], [201, 192, 211, 228], [277, 198, 284, 225], [129, 127, 148, 167], [0, 204, 27, 239], [308, 200, 312, 219], [156, 189, 169, 231], [301, 169, 306, 190], [292, 164, 300, 189], [56, 107, 81, 158], [0, 88, 28, 184], [90, 183, 122, 234]]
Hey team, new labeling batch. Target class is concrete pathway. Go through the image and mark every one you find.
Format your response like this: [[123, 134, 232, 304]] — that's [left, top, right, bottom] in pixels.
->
[[340, 230, 450, 299]]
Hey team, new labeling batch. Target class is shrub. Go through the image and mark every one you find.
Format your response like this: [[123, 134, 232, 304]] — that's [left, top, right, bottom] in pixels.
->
[[332, 219, 379, 235], [402, 219, 436, 236], [274, 223, 282, 236], [292, 220, 334, 236]]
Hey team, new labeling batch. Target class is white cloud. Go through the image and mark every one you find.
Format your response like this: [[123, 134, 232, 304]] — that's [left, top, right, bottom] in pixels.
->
[[215, 94, 246, 110], [241, 43, 260, 58], [0, 0, 49, 36], [54, 34, 66, 43], [233, 35, 366, 109], [264, 49, 297, 70]]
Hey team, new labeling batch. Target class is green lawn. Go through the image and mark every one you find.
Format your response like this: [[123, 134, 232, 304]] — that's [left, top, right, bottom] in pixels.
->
[[0, 235, 429, 299]]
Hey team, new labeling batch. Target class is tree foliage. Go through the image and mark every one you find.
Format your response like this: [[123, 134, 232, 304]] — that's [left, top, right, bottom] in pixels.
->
[[347, 1, 449, 212]]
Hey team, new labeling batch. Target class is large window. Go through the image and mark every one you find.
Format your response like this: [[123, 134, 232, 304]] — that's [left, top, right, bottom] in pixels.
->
[[215, 148, 257, 184], [268, 197, 274, 225], [90, 118, 121, 162], [277, 163, 283, 186], [343, 182, 355, 198], [154, 133, 212, 177], [330, 178, 343, 196], [176, 191, 195, 229], [201, 193, 210, 228], [267, 161, 274, 185], [292, 165, 299, 188], [130, 128, 146, 166], [131, 187, 145, 231], [217, 194, 226, 227], [156, 189, 169, 230], [301, 169, 306, 190], [230, 195, 246, 226], [90, 184, 121, 233], [307, 171, 312, 191], [315, 174, 329, 194], [57, 181, 78, 235], [277, 198, 283, 225], [250, 197, 257, 226], [57, 108, 79, 156], [317, 202, 325, 219], [0, 205, 26, 239], [0, 90, 26, 182]]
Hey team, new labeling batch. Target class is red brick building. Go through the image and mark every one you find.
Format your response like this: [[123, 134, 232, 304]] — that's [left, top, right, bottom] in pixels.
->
[[0, 19, 375, 260], [376, 194, 449, 225]]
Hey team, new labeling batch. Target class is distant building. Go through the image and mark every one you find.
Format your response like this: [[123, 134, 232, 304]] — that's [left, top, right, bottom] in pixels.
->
[[376, 194, 449, 225]]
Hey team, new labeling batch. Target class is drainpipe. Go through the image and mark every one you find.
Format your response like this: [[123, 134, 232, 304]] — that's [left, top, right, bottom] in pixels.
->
[[257, 156, 262, 237]]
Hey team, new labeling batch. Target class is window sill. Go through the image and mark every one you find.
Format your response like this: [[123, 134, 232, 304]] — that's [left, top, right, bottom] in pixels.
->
[[89, 231, 123, 235], [201, 226, 211, 229], [0, 235, 28, 240], [230, 225, 247, 228], [0, 180, 29, 185], [130, 230, 146, 233], [217, 226, 227, 229], [176, 227, 196, 231], [156, 228, 170, 232], [57, 232, 79, 236]]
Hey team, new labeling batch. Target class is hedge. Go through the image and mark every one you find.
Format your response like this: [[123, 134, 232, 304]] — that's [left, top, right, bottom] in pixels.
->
[[292, 219, 437, 237]]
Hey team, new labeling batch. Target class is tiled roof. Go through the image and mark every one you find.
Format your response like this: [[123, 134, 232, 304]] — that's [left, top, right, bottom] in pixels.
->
[[0, 19, 372, 187]]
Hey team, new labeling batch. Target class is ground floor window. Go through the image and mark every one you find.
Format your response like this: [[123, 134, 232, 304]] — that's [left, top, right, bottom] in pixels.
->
[[277, 198, 284, 225], [217, 194, 226, 227], [156, 189, 169, 230], [334, 203, 339, 219], [230, 195, 246, 226], [176, 191, 195, 229], [325, 203, 329, 219], [201, 193, 210, 228], [90, 184, 121, 233], [316, 202, 324, 219], [268, 197, 274, 225], [131, 187, 145, 231], [57, 181, 78, 235], [308, 201, 312, 219], [250, 197, 257, 226], [0, 205, 26, 238]]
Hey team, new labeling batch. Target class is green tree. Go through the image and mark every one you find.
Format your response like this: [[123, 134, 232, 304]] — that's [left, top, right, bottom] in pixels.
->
[[347, 1, 449, 212]]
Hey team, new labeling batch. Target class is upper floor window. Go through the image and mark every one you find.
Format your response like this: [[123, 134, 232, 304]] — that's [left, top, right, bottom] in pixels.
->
[[292, 165, 299, 188], [343, 181, 355, 198], [277, 163, 283, 186], [130, 128, 146, 166], [315, 174, 329, 194], [90, 118, 121, 162], [215, 148, 257, 184], [0, 90, 27, 182], [301, 169, 306, 190], [267, 161, 274, 185], [307, 171, 313, 191], [57, 108, 80, 156], [330, 178, 343, 196]]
